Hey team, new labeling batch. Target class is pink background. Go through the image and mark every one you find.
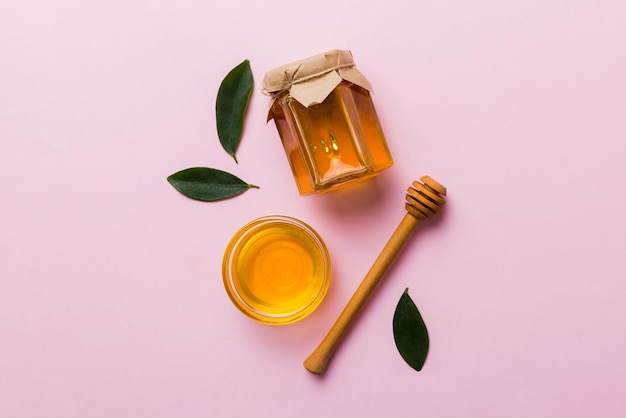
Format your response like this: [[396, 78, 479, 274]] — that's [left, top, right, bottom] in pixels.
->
[[2, 1, 625, 417]]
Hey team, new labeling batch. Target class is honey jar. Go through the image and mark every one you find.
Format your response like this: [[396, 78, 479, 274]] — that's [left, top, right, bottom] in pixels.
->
[[262, 49, 393, 195]]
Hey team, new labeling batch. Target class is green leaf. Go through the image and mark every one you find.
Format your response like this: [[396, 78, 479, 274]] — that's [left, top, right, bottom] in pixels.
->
[[216, 59, 253, 163], [167, 167, 259, 202], [393, 288, 429, 371]]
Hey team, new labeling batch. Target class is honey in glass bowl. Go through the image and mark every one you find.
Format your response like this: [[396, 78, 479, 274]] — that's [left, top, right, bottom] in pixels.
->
[[222, 216, 331, 325]]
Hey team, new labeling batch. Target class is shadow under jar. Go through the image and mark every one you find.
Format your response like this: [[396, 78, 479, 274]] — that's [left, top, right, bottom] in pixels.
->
[[263, 49, 393, 195]]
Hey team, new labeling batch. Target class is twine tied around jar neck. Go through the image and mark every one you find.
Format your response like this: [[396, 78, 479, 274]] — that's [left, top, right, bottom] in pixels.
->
[[262, 49, 374, 116]]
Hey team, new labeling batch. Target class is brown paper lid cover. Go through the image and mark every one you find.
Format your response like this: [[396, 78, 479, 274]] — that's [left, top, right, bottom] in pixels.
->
[[262, 49, 373, 110]]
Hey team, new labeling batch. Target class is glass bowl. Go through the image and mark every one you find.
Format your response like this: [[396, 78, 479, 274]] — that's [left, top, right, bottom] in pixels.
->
[[222, 215, 331, 325]]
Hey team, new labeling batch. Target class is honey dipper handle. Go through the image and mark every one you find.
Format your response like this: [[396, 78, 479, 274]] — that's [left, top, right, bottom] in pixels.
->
[[303, 213, 420, 375]]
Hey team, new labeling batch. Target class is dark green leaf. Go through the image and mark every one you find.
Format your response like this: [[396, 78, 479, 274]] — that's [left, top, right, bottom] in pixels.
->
[[393, 288, 429, 371], [216, 59, 253, 163], [167, 167, 259, 202]]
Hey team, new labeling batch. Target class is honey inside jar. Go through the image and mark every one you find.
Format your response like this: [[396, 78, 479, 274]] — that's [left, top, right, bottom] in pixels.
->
[[263, 50, 393, 195], [222, 216, 331, 325]]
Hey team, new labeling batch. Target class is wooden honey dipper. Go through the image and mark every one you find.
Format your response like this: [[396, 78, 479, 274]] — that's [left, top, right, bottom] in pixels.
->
[[304, 175, 447, 375]]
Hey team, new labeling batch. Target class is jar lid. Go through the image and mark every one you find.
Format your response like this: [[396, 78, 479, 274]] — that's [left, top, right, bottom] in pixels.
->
[[262, 49, 373, 112]]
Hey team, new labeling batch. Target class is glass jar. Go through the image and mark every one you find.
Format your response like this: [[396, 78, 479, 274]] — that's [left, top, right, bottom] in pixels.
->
[[263, 49, 393, 195]]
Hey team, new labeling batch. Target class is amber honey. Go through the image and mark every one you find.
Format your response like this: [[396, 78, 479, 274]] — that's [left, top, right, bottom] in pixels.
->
[[263, 50, 393, 195], [222, 216, 331, 325]]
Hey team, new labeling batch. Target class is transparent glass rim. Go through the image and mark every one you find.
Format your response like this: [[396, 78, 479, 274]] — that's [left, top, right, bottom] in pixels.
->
[[222, 215, 331, 325]]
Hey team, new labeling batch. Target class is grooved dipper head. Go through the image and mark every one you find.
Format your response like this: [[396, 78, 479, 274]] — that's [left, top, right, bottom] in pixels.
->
[[405, 176, 447, 220]]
